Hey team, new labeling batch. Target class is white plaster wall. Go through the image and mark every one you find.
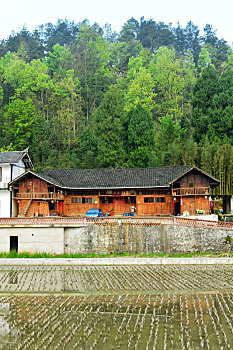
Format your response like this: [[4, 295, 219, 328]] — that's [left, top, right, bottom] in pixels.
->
[[0, 164, 11, 187], [0, 164, 11, 217], [0, 227, 64, 254], [0, 161, 26, 217], [12, 160, 25, 179], [0, 191, 10, 217]]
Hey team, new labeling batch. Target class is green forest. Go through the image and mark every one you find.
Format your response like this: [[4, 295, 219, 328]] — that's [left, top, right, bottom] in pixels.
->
[[0, 18, 233, 195]]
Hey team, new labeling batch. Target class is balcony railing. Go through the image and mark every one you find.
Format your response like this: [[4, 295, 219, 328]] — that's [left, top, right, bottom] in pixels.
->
[[15, 193, 65, 200], [172, 187, 210, 196]]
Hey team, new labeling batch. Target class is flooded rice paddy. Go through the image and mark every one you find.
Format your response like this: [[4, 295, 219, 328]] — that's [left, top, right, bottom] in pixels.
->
[[0, 265, 232, 349]]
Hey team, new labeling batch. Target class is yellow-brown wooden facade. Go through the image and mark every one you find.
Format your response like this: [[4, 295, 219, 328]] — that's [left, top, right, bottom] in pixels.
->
[[12, 171, 213, 217]]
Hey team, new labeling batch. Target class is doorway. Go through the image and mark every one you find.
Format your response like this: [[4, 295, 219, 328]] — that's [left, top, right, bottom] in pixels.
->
[[174, 199, 181, 216], [113, 197, 124, 215], [10, 236, 18, 252]]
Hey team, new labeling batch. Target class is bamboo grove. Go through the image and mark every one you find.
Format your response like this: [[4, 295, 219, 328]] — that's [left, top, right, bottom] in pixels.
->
[[0, 18, 233, 195]]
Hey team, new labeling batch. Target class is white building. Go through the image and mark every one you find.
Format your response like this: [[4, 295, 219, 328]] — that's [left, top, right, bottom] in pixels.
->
[[0, 150, 33, 217]]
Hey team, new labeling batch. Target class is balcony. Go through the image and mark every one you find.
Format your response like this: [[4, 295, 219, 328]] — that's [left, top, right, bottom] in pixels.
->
[[172, 187, 210, 197], [15, 193, 65, 200]]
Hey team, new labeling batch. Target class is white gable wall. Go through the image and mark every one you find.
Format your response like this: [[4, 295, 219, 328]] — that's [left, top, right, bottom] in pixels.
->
[[12, 160, 25, 179], [0, 164, 11, 186], [0, 161, 26, 217], [0, 164, 11, 217]]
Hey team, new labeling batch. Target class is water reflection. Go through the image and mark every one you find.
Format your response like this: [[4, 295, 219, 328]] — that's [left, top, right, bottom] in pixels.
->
[[0, 265, 232, 294], [0, 303, 18, 346], [0, 293, 232, 349]]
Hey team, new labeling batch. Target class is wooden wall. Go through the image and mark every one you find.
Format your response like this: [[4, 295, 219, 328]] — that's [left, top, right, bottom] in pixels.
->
[[179, 173, 209, 188], [136, 195, 173, 216], [18, 179, 50, 217], [15, 172, 213, 217], [19, 200, 49, 217], [19, 178, 48, 194], [64, 195, 100, 216], [181, 196, 211, 216]]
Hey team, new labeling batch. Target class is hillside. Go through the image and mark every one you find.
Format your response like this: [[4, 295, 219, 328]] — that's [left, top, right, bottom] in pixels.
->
[[0, 18, 233, 195]]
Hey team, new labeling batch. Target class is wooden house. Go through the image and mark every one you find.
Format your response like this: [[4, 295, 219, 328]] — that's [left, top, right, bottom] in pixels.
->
[[9, 166, 220, 217]]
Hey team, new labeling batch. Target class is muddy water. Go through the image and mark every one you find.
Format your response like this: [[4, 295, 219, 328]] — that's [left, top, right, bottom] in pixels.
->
[[0, 265, 232, 294], [0, 265, 232, 349]]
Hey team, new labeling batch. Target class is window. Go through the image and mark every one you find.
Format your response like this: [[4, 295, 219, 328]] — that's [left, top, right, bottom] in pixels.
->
[[71, 197, 78, 204], [189, 183, 194, 188], [81, 197, 94, 204], [155, 197, 165, 203], [101, 197, 113, 204], [144, 197, 154, 203], [125, 197, 130, 204]]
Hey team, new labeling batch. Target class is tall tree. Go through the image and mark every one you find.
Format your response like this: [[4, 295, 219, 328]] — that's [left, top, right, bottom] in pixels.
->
[[92, 87, 126, 167], [125, 104, 155, 167], [124, 49, 155, 113], [191, 66, 218, 142], [75, 23, 112, 121], [151, 46, 196, 121]]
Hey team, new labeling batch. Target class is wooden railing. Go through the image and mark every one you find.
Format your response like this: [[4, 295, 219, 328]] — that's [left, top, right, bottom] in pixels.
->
[[172, 187, 210, 196], [15, 193, 65, 200], [0, 216, 232, 230]]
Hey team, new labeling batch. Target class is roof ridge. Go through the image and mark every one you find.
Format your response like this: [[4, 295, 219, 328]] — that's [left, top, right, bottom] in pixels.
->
[[44, 165, 194, 172]]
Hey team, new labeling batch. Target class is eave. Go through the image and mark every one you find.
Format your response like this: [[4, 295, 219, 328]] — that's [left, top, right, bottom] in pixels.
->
[[169, 166, 220, 186]]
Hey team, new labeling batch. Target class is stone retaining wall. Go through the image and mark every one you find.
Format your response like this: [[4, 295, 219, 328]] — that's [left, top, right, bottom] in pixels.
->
[[0, 224, 232, 254], [64, 225, 233, 254]]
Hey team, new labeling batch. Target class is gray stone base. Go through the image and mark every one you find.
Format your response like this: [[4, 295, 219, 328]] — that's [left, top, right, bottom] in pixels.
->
[[64, 225, 233, 255]]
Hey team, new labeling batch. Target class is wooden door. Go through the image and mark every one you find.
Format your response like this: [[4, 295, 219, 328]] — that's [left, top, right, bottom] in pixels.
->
[[113, 197, 125, 215]]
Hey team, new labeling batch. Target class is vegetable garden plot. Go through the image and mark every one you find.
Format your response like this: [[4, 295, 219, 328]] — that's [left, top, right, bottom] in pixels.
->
[[0, 293, 232, 349], [0, 265, 232, 294]]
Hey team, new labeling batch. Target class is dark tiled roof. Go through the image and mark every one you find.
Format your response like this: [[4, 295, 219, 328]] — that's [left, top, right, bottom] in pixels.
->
[[35, 172, 64, 187], [0, 150, 33, 168], [40, 166, 219, 189]]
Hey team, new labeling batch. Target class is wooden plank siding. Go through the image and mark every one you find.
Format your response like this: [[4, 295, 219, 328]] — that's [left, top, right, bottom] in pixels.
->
[[12, 171, 214, 217]]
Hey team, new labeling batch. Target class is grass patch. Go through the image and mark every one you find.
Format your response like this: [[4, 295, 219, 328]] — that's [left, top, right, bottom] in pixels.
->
[[0, 251, 232, 258]]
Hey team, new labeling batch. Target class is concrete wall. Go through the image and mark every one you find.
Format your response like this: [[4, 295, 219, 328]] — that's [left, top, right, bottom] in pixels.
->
[[0, 224, 232, 255], [0, 227, 64, 254], [64, 224, 233, 254]]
